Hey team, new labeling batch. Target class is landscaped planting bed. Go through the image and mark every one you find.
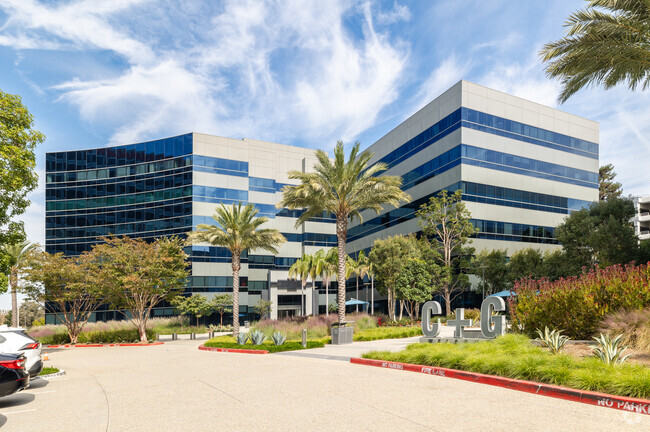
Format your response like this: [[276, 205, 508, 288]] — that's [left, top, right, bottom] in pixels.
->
[[353, 326, 422, 341], [362, 334, 650, 399], [203, 336, 325, 353]]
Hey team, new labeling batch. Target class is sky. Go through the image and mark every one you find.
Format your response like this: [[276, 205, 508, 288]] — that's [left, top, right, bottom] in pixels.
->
[[1, 0, 650, 309]]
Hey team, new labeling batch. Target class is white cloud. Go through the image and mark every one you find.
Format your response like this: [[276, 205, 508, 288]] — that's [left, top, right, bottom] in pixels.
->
[[374, 1, 411, 25], [413, 56, 469, 112], [0, 0, 410, 148], [479, 56, 561, 108]]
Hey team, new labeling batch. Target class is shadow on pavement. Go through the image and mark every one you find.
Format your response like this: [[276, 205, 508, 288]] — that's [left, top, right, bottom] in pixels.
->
[[0, 414, 6, 427], [0, 392, 35, 408], [27, 378, 50, 389]]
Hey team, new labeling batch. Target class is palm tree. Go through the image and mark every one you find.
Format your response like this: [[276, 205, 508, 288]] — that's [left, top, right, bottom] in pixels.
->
[[187, 203, 285, 336], [345, 254, 361, 312], [279, 141, 410, 322], [0, 241, 39, 327], [288, 254, 312, 316], [541, 0, 650, 103], [314, 248, 337, 316], [356, 251, 371, 313]]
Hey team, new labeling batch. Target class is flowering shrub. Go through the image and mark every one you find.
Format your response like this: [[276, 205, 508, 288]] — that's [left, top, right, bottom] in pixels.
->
[[509, 263, 650, 339]]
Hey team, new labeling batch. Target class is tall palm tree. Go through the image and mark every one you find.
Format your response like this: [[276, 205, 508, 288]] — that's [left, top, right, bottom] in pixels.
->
[[356, 251, 371, 313], [541, 0, 650, 103], [288, 254, 312, 316], [345, 254, 361, 312], [187, 203, 285, 336], [0, 241, 39, 327], [314, 248, 337, 316], [279, 141, 410, 322]]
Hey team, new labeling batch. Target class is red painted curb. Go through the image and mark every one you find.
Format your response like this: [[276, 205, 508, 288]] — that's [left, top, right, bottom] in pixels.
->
[[198, 344, 268, 354], [45, 342, 164, 348], [350, 357, 650, 416]]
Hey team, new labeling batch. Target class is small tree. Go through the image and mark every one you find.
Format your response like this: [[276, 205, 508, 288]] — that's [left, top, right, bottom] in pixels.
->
[[171, 295, 210, 328], [314, 248, 337, 316], [254, 299, 272, 319], [0, 90, 44, 246], [471, 249, 509, 296], [93, 236, 189, 343], [368, 235, 419, 320], [24, 251, 106, 344], [18, 300, 43, 328], [210, 294, 233, 326], [395, 259, 434, 323], [599, 164, 623, 201], [0, 241, 39, 326], [416, 189, 477, 315], [507, 248, 544, 285]]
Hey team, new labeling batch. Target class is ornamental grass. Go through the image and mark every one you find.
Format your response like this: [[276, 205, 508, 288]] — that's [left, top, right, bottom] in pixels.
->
[[363, 334, 650, 399]]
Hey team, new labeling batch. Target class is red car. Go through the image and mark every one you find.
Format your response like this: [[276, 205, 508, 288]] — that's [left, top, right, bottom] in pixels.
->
[[0, 353, 29, 397]]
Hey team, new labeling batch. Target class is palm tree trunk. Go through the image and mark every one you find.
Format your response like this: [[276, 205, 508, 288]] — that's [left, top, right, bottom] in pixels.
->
[[371, 276, 374, 315], [312, 278, 316, 316], [325, 277, 329, 316], [336, 217, 347, 322], [301, 279, 306, 316], [10, 267, 18, 327], [232, 254, 241, 336], [355, 275, 359, 313]]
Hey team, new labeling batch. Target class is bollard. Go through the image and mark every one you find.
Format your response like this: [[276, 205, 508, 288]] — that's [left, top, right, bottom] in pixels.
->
[[172, 332, 177, 341], [190, 333, 196, 340], [302, 329, 307, 348]]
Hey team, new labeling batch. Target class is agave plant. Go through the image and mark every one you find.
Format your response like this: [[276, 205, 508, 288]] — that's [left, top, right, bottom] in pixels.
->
[[591, 333, 632, 365], [271, 332, 286, 346], [236, 333, 249, 345], [535, 326, 570, 354], [249, 330, 267, 345]]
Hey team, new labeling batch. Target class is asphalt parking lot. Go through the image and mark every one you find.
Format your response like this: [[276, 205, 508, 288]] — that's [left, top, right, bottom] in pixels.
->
[[0, 338, 648, 431]]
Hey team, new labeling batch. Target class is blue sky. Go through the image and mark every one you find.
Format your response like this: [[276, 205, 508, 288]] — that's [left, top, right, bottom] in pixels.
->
[[1, 1, 650, 308]]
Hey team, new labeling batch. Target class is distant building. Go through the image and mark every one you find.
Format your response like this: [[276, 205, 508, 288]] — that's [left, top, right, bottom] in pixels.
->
[[631, 196, 650, 241]]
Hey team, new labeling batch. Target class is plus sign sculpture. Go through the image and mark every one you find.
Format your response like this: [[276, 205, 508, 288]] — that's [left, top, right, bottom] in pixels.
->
[[446, 308, 472, 338]]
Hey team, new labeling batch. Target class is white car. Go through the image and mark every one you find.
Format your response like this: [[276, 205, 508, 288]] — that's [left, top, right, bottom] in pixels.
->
[[0, 326, 43, 378]]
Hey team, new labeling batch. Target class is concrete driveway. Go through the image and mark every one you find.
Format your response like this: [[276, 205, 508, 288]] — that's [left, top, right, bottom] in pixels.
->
[[0, 338, 647, 431]]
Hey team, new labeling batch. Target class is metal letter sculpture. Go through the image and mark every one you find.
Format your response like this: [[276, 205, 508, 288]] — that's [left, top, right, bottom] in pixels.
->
[[421, 301, 442, 337], [480, 296, 506, 338], [447, 308, 472, 338]]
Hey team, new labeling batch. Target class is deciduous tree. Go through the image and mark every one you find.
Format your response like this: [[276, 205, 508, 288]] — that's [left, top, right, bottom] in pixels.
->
[[368, 234, 419, 320], [416, 189, 478, 315], [24, 251, 106, 344], [171, 295, 211, 327], [394, 259, 434, 323], [210, 294, 233, 326], [0, 90, 43, 245], [92, 236, 189, 343]]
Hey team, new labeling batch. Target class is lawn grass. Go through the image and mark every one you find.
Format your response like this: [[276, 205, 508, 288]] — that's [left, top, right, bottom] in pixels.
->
[[39, 366, 60, 375], [203, 335, 325, 353], [353, 326, 422, 341], [362, 334, 650, 399]]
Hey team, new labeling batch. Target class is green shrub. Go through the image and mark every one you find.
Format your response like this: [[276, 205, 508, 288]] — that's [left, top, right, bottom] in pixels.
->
[[363, 334, 650, 399], [464, 308, 480, 322], [510, 263, 650, 339], [38, 328, 156, 344], [204, 336, 324, 353], [354, 326, 421, 341], [39, 366, 60, 375]]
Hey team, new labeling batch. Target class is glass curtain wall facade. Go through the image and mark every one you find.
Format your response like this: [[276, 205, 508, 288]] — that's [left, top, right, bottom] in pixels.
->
[[44, 134, 337, 323]]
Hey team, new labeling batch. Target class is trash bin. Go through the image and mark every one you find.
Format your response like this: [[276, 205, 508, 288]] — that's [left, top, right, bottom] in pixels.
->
[[244, 321, 250, 328], [330, 321, 354, 345]]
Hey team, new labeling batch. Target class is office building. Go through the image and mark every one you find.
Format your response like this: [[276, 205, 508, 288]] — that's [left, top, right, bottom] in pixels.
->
[[45, 134, 337, 322]]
